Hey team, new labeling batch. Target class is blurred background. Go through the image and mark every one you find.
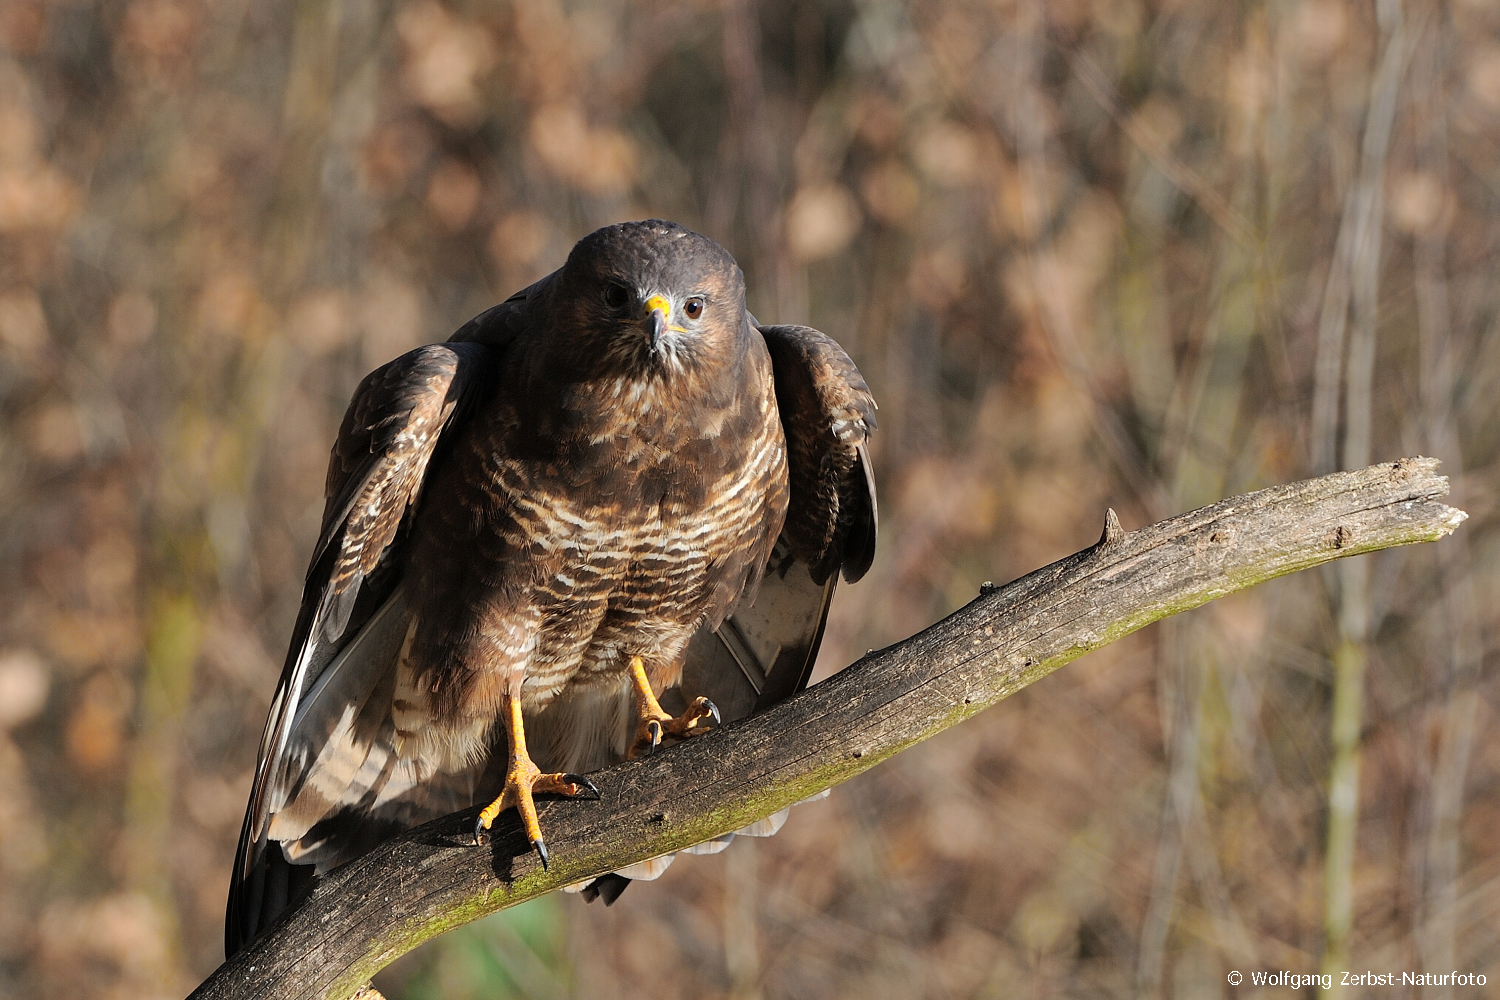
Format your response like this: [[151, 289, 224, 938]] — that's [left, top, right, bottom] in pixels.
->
[[1, 0, 1498, 997]]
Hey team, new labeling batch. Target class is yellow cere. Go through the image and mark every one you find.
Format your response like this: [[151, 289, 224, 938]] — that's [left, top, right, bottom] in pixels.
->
[[645, 294, 688, 332]]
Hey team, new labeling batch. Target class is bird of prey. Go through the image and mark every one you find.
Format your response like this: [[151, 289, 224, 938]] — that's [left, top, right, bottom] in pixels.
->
[[225, 220, 877, 956]]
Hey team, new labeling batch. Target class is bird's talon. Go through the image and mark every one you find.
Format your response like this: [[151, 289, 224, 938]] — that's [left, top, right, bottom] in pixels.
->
[[472, 725, 598, 864], [626, 655, 720, 756], [677, 696, 718, 733], [564, 773, 602, 800]]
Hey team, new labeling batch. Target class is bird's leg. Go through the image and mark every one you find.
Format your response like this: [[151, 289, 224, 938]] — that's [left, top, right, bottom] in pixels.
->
[[627, 654, 720, 758], [474, 682, 600, 868]]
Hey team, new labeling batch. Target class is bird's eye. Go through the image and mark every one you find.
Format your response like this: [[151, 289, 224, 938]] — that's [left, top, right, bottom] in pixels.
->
[[604, 282, 630, 310], [684, 297, 705, 320]]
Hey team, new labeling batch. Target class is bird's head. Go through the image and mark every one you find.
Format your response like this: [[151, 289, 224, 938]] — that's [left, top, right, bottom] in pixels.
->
[[551, 220, 749, 378]]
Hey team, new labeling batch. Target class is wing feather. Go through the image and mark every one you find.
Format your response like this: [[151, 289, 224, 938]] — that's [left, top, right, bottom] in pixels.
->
[[756, 324, 878, 585], [226, 341, 495, 955]]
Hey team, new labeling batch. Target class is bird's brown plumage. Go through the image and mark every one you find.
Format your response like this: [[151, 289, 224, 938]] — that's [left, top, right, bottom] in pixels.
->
[[226, 221, 876, 955]]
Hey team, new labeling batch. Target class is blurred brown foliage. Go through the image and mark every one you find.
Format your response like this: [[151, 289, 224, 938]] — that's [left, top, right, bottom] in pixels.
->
[[1, 0, 1498, 997]]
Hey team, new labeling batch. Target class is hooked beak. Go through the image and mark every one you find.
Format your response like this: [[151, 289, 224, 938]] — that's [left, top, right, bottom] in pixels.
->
[[643, 294, 670, 354]]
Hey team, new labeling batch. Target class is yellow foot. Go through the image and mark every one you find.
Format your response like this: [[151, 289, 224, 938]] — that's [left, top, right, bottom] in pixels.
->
[[627, 654, 720, 759], [473, 757, 600, 869]]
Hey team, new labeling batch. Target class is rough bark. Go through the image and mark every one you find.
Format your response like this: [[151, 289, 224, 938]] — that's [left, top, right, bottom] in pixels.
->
[[188, 458, 1466, 1000]]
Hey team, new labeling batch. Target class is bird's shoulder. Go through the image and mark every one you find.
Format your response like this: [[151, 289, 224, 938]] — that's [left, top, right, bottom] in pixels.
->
[[755, 323, 877, 585], [446, 270, 557, 347]]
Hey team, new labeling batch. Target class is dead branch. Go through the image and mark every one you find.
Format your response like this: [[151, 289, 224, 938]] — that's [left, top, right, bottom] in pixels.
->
[[188, 458, 1466, 1000]]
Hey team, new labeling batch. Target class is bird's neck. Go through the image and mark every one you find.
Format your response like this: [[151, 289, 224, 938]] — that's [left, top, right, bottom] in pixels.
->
[[576, 350, 750, 437], [509, 332, 759, 456]]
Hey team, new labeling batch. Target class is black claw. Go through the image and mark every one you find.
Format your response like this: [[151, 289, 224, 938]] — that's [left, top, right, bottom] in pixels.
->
[[647, 720, 663, 753], [533, 837, 550, 871], [473, 817, 487, 846], [563, 773, 602, 800], [706, 698, 721, 726]]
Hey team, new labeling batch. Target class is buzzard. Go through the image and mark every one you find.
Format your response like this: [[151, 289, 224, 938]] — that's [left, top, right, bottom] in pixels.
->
[[225, 220, 877, 955]]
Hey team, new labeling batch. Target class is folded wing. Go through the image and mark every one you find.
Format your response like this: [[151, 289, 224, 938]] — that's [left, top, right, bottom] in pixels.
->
[[225, 340, 497, 955]]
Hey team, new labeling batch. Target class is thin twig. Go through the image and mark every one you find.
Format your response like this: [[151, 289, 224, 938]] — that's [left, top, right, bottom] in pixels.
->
[[1322, 1, 1409, 982], [1409, 12, 1481, 996], [1062, 46, 1257, 251], [1010, 10, 1171, 520]]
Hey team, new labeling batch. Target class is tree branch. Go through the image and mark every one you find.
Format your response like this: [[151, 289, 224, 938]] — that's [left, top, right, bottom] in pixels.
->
[[189, 458, 1466, 1000]]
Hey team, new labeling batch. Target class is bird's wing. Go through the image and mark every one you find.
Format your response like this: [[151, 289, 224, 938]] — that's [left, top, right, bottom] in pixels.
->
[[758, 324, 878, 585], [679, 322, 877, 727], [447, 270, 555, 347], [225, 339, 497, 955]]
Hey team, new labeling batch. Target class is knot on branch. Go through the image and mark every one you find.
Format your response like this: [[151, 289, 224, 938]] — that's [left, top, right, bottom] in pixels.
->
[[1095, 508, 1124, 549]]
